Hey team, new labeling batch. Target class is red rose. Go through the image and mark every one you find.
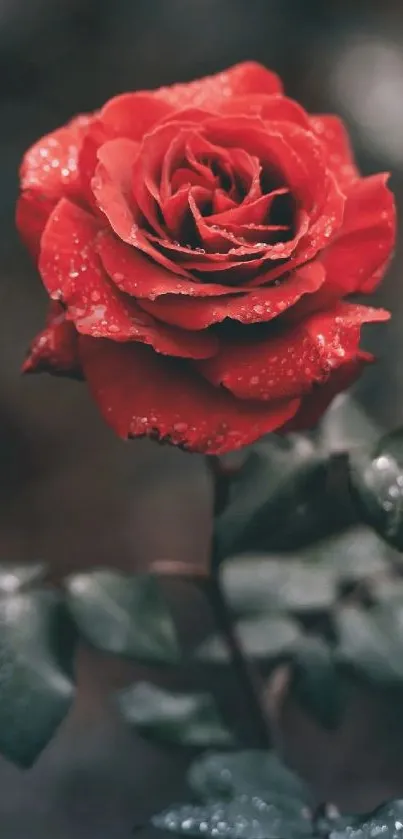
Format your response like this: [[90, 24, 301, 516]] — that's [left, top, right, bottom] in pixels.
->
[[17, 62, 395, 454]]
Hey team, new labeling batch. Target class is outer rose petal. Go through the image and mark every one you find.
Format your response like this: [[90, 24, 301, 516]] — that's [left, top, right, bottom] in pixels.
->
[[17, 114, 92, 254], [16, 191, 57, 259], [79, 338, 300, 455], [40, 199, 218, 359], [152, 62, 283, 109], [139, 263, 326, 329], [22, 302, 81, 376], [322, 174, 396, 295], [219, 94, 311, 128], [310, 115, 359, 190], [283, 353, 370, 432], [198, 303, 390, 401], [19, 115, 92, 194], [99, 93, 173, 141]]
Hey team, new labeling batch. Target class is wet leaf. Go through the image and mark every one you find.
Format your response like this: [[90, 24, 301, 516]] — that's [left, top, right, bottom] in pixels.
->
[[371, 577, 403, 603], [313, 803, 353, 839], [290, 637, 346, 730], [153, 749, 403, 839], [309, 528, 390, 585], [335, 602, 403, 686], [222, 557, 336, 617], [350, 428, 403, 551], [117, 682, 235, 747], [154, 750, 313, 838], [0, 589, 76, 767], [213, 436, 324, 562], [153, 795, 312, 839], [188, 750, 311, 803], [329, 800, 403, 839], [65, 569, 179, 663], [196, 615, 300, 665]]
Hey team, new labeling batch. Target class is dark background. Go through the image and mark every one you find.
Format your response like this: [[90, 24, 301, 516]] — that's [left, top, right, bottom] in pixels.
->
[[1, 1, 403, 836]]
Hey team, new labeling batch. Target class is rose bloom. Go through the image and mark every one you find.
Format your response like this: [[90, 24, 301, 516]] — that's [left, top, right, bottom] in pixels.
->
[[17, 62, 395, 454]]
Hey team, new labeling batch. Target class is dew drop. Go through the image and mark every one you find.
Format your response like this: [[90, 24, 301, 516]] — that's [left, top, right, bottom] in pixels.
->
[[173, 422, 188, 434]]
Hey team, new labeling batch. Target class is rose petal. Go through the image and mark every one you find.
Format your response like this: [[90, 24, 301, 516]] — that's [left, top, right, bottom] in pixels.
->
[[284, 353, 370, 432], [20, 114, 92, 195], [178, 117, 345, 280], [100, 93, 173, 141], [92, 138, 192, 278], [78, 118, 114, 211], [40, 199, 218, 359], [321, 173, 396, 295], [18, 114, 92, 253], [198, 303, 390, 401], [219, 94, 311, 128], [79, 337, 299, 454], [212, 189, 237, 213], [162, 184, 202, 237], [97, 230, 248, 298], [22, 302, 81, 376], [207, 189, 289, 226], [176, 209, 310, 283], [205, 115, 325, 210], [139, 262, 325, 329], [152, 62, 283, 109], [311, 115, 359, 190], [16, 191, 57, 259], [133, 123, 195, 233]]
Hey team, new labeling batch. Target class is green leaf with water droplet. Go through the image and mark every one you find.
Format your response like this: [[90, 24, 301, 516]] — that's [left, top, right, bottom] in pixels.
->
[[153, 796, 312, 839], [153, 750, 313, 838], [329, 800, 403, 839], [65, 569, 179, 663], [196, 614, 300, 666], [0, 588, 76, 767], [350, 428, 403, 551], [335, 601, 403, 686], [188, 750, 311, 803], [117, 682, 235, 747]]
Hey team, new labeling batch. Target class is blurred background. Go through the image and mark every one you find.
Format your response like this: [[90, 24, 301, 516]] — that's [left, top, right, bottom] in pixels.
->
[[1, 1, 403, 836]]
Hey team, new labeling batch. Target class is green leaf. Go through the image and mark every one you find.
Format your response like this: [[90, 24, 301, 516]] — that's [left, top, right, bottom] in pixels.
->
[[349, 428, 403, 551], [188, 750, 311, 803], [290, 637, 346, 730], [335, 602, 403, 686], [196, 615, 300, 665], [0, 589, 76, 767], [117, 682, 235, 747], [371, 577, 403, 603], [309, 527, 390, 585], [214, 436, 324, 562], [65, 569, 179, 663], [153, 750, 313, 838], [329, 800, 403, 839], [222, 557, 336, 617], [153, 796, 312, 838]]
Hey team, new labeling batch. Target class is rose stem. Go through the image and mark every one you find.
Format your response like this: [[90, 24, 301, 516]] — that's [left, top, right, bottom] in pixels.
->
[[207, 455, 272, 749]]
